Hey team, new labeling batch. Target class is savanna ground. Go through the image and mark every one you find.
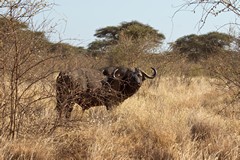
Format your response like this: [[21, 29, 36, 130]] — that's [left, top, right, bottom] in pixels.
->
[[0, 75, 239, 159]]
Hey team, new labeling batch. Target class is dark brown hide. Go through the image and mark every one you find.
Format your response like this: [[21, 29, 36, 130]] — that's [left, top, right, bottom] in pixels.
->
[[56, 67, 157, 118]]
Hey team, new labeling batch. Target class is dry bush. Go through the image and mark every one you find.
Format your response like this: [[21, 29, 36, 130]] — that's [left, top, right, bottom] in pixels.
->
[[105, 33, 163, 69], [206, 52, 240, 101]]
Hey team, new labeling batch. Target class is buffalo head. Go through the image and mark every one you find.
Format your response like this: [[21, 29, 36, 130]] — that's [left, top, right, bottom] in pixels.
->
[[102, 67, 157, 97]]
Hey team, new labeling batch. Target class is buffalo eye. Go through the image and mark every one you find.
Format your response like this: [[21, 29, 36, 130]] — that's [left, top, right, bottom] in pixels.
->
[[115, 73, 121, 77], [137, 72, 142, 77]]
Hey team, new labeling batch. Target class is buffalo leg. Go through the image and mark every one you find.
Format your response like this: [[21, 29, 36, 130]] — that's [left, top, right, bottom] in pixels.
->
[[106, 105, 112, 110], [79, 108, 85, 120], [63, 102, 74, 119], [56, 97, 64, 119], [56, 97, 74, 119]]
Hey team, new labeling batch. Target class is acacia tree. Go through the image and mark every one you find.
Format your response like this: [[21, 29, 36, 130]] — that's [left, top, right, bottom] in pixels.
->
[[88, 21, 165, 54], [171, 32, 233, 62]]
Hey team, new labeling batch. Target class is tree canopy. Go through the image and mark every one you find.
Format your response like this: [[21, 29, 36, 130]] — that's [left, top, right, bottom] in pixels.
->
[[88, 21, 165, 53], [171, 32, 234, 62]]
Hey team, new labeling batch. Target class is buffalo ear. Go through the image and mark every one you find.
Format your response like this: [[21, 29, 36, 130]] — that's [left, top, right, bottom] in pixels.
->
[[113, 68, 128, 79], [102, 67, 116, 76], [102, 69, 110, 76], [134, 68, 146, 81]]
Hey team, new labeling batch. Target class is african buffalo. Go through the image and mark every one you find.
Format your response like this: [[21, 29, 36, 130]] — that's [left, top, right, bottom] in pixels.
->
[[56, 66, 157, 118]]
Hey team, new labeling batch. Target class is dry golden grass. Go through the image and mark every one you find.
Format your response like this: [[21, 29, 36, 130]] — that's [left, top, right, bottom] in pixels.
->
[[0, 76, 239, 160]]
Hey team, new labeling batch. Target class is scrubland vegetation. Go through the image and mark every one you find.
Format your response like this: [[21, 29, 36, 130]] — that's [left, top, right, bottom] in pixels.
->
[[0, 76, 239, 159], [0, 0, 240, 159]]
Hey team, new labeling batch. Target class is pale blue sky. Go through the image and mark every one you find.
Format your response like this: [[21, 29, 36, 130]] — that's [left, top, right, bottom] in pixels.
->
[[41, 0, 237, 48]]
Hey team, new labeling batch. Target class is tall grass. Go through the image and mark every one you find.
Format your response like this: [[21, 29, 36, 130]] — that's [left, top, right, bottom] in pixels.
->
[[0, 77, 239, 159]]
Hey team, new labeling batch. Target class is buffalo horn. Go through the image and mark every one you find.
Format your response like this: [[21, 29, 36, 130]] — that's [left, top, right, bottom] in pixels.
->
[[113, 69, 119, 78], [141, 67, 157, 79]]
